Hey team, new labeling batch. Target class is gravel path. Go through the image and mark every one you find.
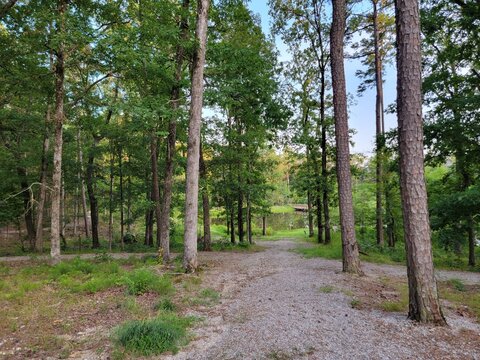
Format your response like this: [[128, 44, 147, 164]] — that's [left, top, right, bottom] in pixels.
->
[[164, 240, 480, 360]]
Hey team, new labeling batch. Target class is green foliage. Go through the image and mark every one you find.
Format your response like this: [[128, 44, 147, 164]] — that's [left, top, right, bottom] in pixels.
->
[[270, 205, 295, 214], [155, 298, 177, 312], [319, 286, 335, 293], [123, 268, 174, 296], [114, 314, 194, 356]]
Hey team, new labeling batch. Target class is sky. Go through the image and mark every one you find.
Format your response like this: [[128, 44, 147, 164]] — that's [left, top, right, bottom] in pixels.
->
[[247, 1, 397, 155]]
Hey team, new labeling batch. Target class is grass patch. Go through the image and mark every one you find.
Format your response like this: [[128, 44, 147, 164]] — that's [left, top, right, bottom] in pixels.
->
[[155, 298, 177, 312], [184, 288, 220, 306], [270, 205, 295, 214], [114, 314, 194, 356], [319, 285, 335, 293], [123, 268, 174, 296], [259, 228, 310, 241]]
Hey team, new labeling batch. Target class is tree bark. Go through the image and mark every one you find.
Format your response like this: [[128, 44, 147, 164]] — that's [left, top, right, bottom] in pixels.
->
[[304, 105, 315, 239], [373, 0, 385, 247], [262, 216, 266, 236], [330, 0, 362, 274], [159, 0, 190, 262], [230, 204, 235, 243], [86, 137, 100, 249], [77, 130, 90, 239], [118, 146, 124, 246], [35, 106, 51, 252], [127, 175, 132, 234], [183, 0, 209, 272], [307, 190, 314, 237], [395, 0, 446, 324], [321, 74, 331, 244], [312, 153, 323, 243], [50, 0, 67, 261], [150, 136, 162, 248], [247, 198, 252, 244], [237, 190, 244, 243], [199, 144, 211, 251], [108, 142, 115, 251], [144, 170, 154, 247]]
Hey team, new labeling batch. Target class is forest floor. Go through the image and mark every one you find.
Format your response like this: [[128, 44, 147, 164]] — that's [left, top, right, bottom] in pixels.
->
[[163, 239, 480, 360], [0, 240, 479, 359]]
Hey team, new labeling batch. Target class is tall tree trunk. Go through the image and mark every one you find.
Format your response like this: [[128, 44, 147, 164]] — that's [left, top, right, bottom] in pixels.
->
[[150, 136, 162, 248], [395, 0, 445, 324], [247, 197, 252, 244], [307, 190, 314, 237], [50, 0, 66, 261], [73, 189, 78, 237], [77, 130, 90, 239], [86, 138, 100, 249], [183, 0, 209, 272], [237, 191, 244, 243], [312, 154, 323, 244], [330, 0, 362, 274], [304, 105, 315, 239], [320, 77, 331, 244], [262, 216, 266, 236], [60, 178, 66, 247], [199, 144, 211, 251], [118, 146, 124, 246], [108, 142, 114, 251], [373, 0, 385, 247], [127, 175, 132, 234], [230, 204, 235, 244], [159, 0, 190, 262], [35, 106, 51, 252]]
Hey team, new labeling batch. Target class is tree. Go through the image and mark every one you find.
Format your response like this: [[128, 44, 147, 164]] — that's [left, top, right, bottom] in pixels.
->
[[270, 0, 333, 244], [183, 0, 210, 273], [422, 0, 480, 266], [159, 0, 190, 262], [350, 0, 395, 247], [395, 0, 446, 324], [330, 0, 362, 274], [50, 0, 67, 261]]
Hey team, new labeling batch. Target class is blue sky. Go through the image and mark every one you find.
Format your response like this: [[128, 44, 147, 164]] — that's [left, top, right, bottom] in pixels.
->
[[247, 1, 397, 155]]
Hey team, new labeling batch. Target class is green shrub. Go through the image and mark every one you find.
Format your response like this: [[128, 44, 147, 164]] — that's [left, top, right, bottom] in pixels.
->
[[123, 268, 174, 296], [155, 298, 177, 312], [114, 314, 193, 355], [50, 258, 94, 279], [81, 275, 120, 293]]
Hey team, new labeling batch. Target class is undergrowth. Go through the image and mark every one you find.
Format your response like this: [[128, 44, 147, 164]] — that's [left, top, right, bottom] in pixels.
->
[[114, 314, 195, 356]]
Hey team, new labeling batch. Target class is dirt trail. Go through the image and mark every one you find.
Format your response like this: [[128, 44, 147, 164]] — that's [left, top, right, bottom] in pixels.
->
[[163, 240, 480, 360]]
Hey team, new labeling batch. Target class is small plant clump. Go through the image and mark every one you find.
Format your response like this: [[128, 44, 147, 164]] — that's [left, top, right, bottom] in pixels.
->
[[123, 268, 174, 296], [114, 314, 194, 356]]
